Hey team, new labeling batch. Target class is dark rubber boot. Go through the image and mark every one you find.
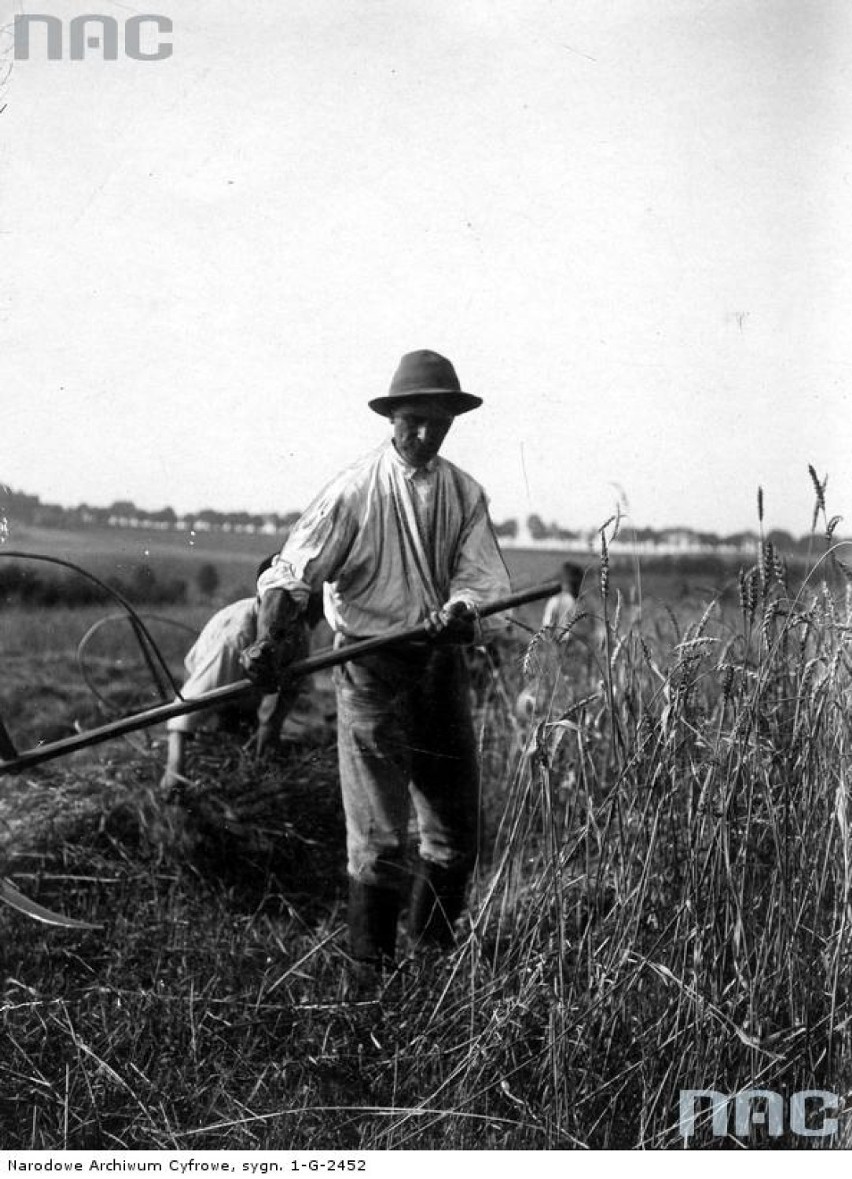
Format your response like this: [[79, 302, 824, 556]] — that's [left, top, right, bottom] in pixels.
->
[[408, 860, 470, 949], [347, 878, 400, 967]]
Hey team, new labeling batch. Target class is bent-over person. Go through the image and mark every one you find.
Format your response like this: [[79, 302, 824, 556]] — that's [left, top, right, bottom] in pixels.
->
[[161, 558, 312, 790]]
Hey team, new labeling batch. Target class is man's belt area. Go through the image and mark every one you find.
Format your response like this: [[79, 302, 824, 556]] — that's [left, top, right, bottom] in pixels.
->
[[334, 631, 463, 667]]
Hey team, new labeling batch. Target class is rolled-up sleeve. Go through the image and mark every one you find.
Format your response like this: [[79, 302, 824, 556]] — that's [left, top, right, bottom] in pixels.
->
[[258, 487, 357, 610]]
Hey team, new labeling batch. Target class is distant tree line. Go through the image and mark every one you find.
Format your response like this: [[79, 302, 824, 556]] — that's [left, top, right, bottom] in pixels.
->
[[1, 484, 831, 554], [489, 515, 826, 555], [0, 487, 302, 536]]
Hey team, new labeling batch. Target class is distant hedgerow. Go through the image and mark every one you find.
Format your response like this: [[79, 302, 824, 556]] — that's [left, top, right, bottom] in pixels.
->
[[0, 562, 187, 609]]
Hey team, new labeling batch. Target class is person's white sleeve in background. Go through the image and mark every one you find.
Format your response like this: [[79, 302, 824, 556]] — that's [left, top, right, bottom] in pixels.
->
[[542, 596, 558, 629]]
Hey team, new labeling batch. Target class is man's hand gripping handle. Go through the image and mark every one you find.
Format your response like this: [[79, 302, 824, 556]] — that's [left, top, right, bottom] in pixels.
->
[[240, 588, 307, 693]]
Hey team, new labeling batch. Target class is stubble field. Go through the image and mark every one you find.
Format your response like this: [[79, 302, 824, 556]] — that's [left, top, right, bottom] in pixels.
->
[[0, 514, 850, 1150]]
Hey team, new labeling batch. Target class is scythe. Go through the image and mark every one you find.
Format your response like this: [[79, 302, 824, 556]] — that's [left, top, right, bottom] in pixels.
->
[[0, 580, 558, 925]]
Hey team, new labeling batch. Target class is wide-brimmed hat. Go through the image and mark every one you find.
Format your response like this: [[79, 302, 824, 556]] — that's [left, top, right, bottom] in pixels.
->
[[369, 350, 483, 417]]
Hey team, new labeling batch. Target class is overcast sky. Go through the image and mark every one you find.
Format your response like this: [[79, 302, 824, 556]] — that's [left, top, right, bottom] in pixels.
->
[[2, 0, 850, 536]]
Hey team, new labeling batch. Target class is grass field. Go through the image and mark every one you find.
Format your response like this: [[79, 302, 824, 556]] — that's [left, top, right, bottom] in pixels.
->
[[3, 521, 761, 608], [1, 518, 850, 1150]]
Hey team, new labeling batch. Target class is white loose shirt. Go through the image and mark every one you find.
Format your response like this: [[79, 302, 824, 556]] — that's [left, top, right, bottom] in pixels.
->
[[166, 598, 259, 734], [259, 441, 511, 638]]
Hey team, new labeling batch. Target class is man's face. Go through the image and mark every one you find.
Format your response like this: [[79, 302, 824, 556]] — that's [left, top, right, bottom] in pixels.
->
[[390, 402, 454, 468]]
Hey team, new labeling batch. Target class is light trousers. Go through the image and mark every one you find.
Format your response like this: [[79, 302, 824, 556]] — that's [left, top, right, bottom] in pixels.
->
[[334, 642, 479, 891]]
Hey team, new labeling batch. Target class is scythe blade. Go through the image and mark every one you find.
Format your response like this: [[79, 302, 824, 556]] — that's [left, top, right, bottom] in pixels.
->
[[0, 878, 101, 929]]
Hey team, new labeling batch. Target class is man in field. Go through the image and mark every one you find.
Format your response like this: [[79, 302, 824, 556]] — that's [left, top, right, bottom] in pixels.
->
[[241, 349, 511, 969]]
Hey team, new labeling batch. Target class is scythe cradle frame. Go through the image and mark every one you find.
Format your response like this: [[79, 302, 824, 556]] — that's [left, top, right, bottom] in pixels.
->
[[0, 554, 559, 926]]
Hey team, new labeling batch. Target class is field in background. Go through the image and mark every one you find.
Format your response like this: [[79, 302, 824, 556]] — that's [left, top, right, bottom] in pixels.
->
[[4, 521, 764, 604], [1, 520, 850, 1149], [3, 523, 272, 603]]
